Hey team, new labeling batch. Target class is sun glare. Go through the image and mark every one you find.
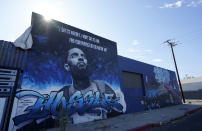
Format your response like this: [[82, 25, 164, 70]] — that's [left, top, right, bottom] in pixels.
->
[[33, 2, 63, 22], [44, 15, 52, 21]]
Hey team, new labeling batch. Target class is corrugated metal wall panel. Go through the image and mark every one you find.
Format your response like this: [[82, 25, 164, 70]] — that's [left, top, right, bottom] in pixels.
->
[[0, 41, 27, 70]]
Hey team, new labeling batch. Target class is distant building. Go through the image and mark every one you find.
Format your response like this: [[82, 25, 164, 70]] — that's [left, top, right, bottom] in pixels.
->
[[181, 77, 202, 99]]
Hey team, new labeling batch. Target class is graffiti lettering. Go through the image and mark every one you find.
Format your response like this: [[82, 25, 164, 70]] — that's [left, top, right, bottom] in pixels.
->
[[13, 90, 123, 125]]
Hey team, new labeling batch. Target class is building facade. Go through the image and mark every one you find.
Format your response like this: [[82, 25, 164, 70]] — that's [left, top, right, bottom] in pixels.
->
[[0, 13, 182, 131]]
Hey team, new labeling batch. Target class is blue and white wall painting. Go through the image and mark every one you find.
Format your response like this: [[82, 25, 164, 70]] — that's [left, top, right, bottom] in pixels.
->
[[145, 67, 182, 109], [8, 13, 126, 130], [118, 56, 182, 113]]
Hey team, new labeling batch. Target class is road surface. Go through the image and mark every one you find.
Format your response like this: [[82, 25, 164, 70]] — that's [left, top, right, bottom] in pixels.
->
[[147, 109, 202, 131]]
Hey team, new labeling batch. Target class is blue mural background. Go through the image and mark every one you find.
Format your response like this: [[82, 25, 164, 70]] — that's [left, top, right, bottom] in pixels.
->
[[21, 33, 121, 91], [21, 14, 121, 91]]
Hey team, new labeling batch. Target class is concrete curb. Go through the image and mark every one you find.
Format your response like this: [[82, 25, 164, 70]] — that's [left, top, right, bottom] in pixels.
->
[[184, 107, 202, 115], [128, 123, 161, 131], [128, 106, 202, 131]]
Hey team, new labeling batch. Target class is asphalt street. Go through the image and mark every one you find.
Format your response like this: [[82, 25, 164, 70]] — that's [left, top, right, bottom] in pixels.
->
[[147, 109, 202, 131]]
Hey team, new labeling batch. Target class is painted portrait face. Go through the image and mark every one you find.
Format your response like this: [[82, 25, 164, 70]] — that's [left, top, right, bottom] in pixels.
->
[[67, 48, 88, 70]]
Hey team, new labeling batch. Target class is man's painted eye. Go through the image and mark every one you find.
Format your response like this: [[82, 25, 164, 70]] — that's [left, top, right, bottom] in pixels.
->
[[71, 53, 78, 58]]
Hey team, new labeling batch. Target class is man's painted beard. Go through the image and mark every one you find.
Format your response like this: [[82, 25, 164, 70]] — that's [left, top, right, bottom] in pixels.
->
[[69, 64, 90, 80]]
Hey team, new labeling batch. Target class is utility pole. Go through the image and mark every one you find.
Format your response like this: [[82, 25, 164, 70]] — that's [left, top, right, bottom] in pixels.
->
[[164, 40, 185, 103]]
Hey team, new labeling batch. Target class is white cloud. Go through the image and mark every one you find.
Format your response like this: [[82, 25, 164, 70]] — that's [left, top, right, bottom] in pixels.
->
[[132, 40, 139, 46], [152, 58, 163, 62], [160, 0, 202, 8], [126, 48, 147, 60], [165, 3, 174, 8], [187, 1, 197, 7], [160, 0, 183, 8], [127, 48, 141, 53], [144, 49, 152, 53], [176, 1, 183, 7], [128, 48, 135, 53], [127, 41, 152, 61], [187, 0, 202, 7]]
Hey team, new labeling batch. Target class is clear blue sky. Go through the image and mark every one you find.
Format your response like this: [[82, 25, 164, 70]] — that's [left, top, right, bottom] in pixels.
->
[[1, 0, 202, 79]]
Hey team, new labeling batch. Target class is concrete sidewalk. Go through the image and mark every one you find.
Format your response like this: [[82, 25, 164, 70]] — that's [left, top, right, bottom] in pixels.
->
[[48, 99, 202, 131]]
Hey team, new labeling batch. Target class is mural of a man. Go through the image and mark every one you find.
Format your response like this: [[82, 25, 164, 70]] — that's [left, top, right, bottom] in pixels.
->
[[60, 47, 122, 124], [10, 13, 125, 130]]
